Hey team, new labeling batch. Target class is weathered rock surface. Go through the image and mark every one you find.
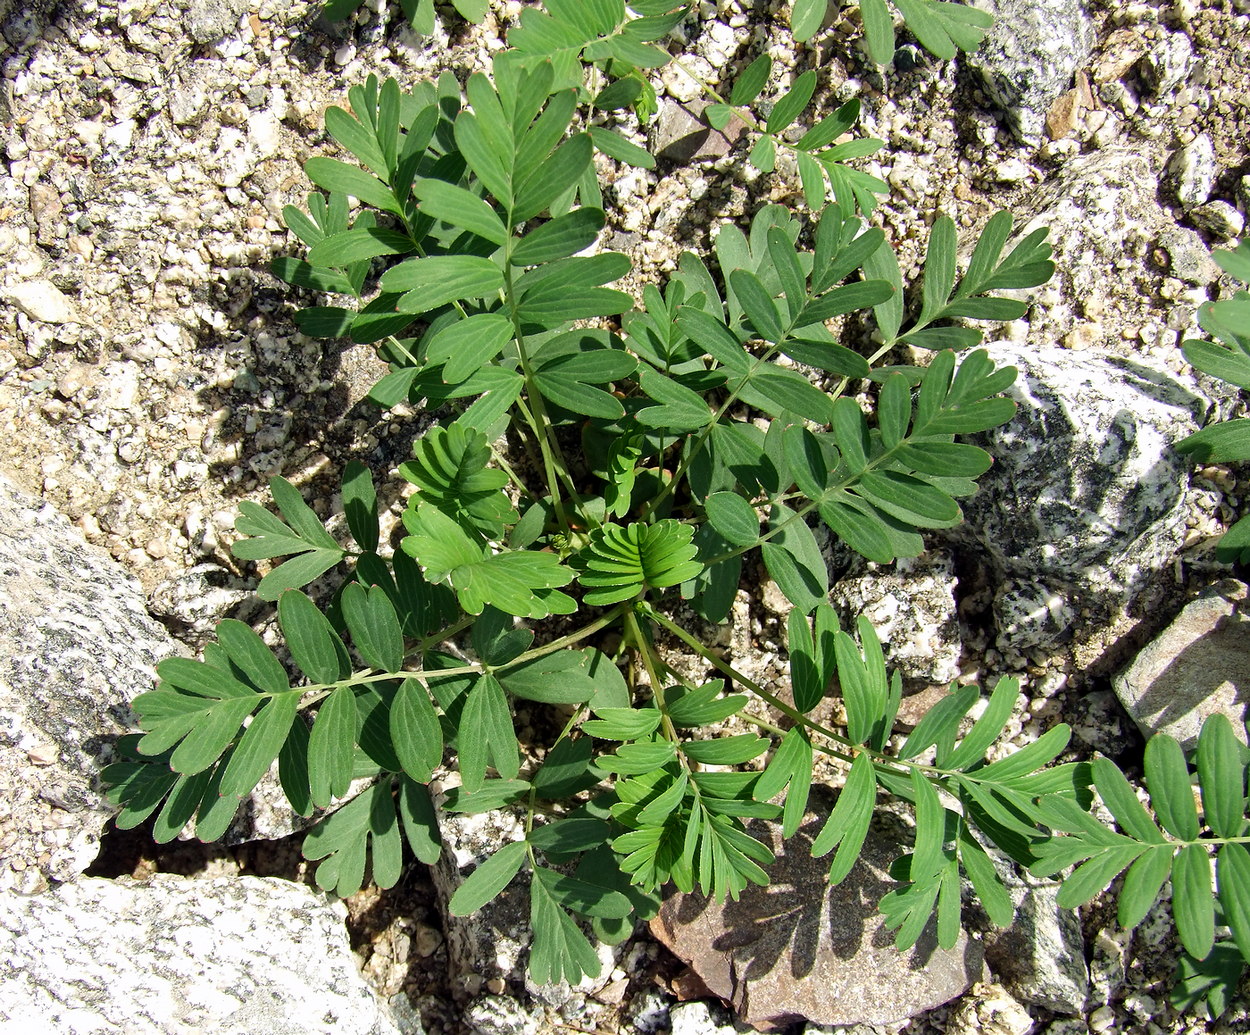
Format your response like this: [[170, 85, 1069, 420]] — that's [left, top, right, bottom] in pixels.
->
[[966, 0, 1095, 142], [0, 874, 402, 1034], [1011, 146, 1219, 352], [0, 470, 182, 892], [829, 550, 962, 685], [2, 279, 78, 324], [650, 811, 983, 1030], [958, 344, 1203, 648], [430, 791, 532, 999], [1113, 579, 1250, 747], [981, 874, 1089, 1015]]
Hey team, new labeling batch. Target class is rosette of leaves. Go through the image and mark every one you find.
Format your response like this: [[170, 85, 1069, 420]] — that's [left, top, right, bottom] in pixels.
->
[[106, 55, 1080, 992]]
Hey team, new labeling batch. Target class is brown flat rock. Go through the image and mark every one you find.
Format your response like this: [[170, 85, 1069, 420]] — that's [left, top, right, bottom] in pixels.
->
[[1113, 579, 1250, 748], [650, 807, 983, 1031], [651, 98, 746, 163]]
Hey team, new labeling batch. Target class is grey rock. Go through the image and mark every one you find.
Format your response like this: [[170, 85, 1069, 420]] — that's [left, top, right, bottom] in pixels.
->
[[465, 995, 540, 1035], [828, 551, 962, 684], [1010, 146, 1210, 347], [1167, 133, 1217, 209], [649, 808, 983, 1030], [1157, 224, 1223, 286], [0, 874, 401, 1034], [147, 563, 254, 639], [1139, 29, 1197, 96], [958, 345, 1203, 649], [981, 873, 1089, 1015], [992, 578, 1076, 652], [669, 1001, 740, 1035], [628, 989, 676, 1034], [1191, 200, 1245, 242], [0, 470, 182, 891], [966, 0, 1095, 142], [430, 795, 532, 998], [651, 99, 746, 163], [183, 0, 251, 43], [1113, 580, 1250, 748], [386, 993, 428, 1035]]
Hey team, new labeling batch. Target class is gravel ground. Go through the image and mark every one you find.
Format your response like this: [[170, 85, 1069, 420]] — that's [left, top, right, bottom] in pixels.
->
[[3, 0, 1250, 1032]]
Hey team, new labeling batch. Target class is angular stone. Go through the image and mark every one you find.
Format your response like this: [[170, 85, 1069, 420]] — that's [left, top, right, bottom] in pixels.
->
[[649, 810, 983, 1030], [0, 470, 182, 891], [966, 0, 1095, 143], [957, 345, 1202, 648], [651, 99, 746, 163], [828, 551, 962, 684], [1139, 29, 1196, 96], [0, 874, 401, 1034], [1112, 580, 1250, 748], [3, 279, 78, 324], [182, 0, 252, 43], [982, 874, 1089, 1015], [1190, 200, 1245, 242], [1010, 146, 1219, 347], [1167, 134, 1217, 210]]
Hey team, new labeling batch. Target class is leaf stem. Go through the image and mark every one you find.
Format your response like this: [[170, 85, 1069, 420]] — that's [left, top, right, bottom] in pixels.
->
[[295, 603, 628, 710]]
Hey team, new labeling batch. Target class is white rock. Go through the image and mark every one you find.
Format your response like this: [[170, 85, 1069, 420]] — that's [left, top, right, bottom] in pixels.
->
[[3, 280, 78, 324], [0, 875, 402, 1034]]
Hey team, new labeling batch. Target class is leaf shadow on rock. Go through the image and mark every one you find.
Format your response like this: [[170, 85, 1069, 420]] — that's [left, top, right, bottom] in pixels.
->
[[654, 805, 983, 1030], [1125, 607, 1250, 745]]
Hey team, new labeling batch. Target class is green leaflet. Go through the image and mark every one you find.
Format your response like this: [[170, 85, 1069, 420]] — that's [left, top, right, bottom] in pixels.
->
[[449, 839, 528, 915], [575, 520, 703, 605], [529, 866, 604, 984], [232, 475, 347, 601], [303, 778, 407, 897], [391, 678, 443, 783], [402, 505, 574, 618], [458, 674, 520, 792], [341, 582, 406, 672], [309, 685, 358, 807], [761, 503, 828, 613]]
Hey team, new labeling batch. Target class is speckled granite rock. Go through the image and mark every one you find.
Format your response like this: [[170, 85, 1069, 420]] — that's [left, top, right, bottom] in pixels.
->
[[1113, 579, 1250, 748], [959, 345, 1203, 649], [0, 469, 182, 892], [828, 550, 962, 685], [650, 809, 983, 1030], [981, 872, 1089, 1015], [1010, 146, 1219, 352], [966, 0, 1095, 142], [0, 874, 402, 1034]]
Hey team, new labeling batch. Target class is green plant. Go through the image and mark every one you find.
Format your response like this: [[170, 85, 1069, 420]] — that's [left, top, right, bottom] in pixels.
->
[[1161, 238, 1250, 1017], [324, 0, 995, 70], [792, 0, 993, 58], [1178, 239, 1250, 562], [103, 2, 1250, 1015]]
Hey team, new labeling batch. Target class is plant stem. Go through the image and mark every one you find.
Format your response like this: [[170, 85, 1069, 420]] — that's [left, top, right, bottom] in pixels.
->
[[646, 605, 852, 747], [298, 604, 628, 710], [624, 608, 682, 744]]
